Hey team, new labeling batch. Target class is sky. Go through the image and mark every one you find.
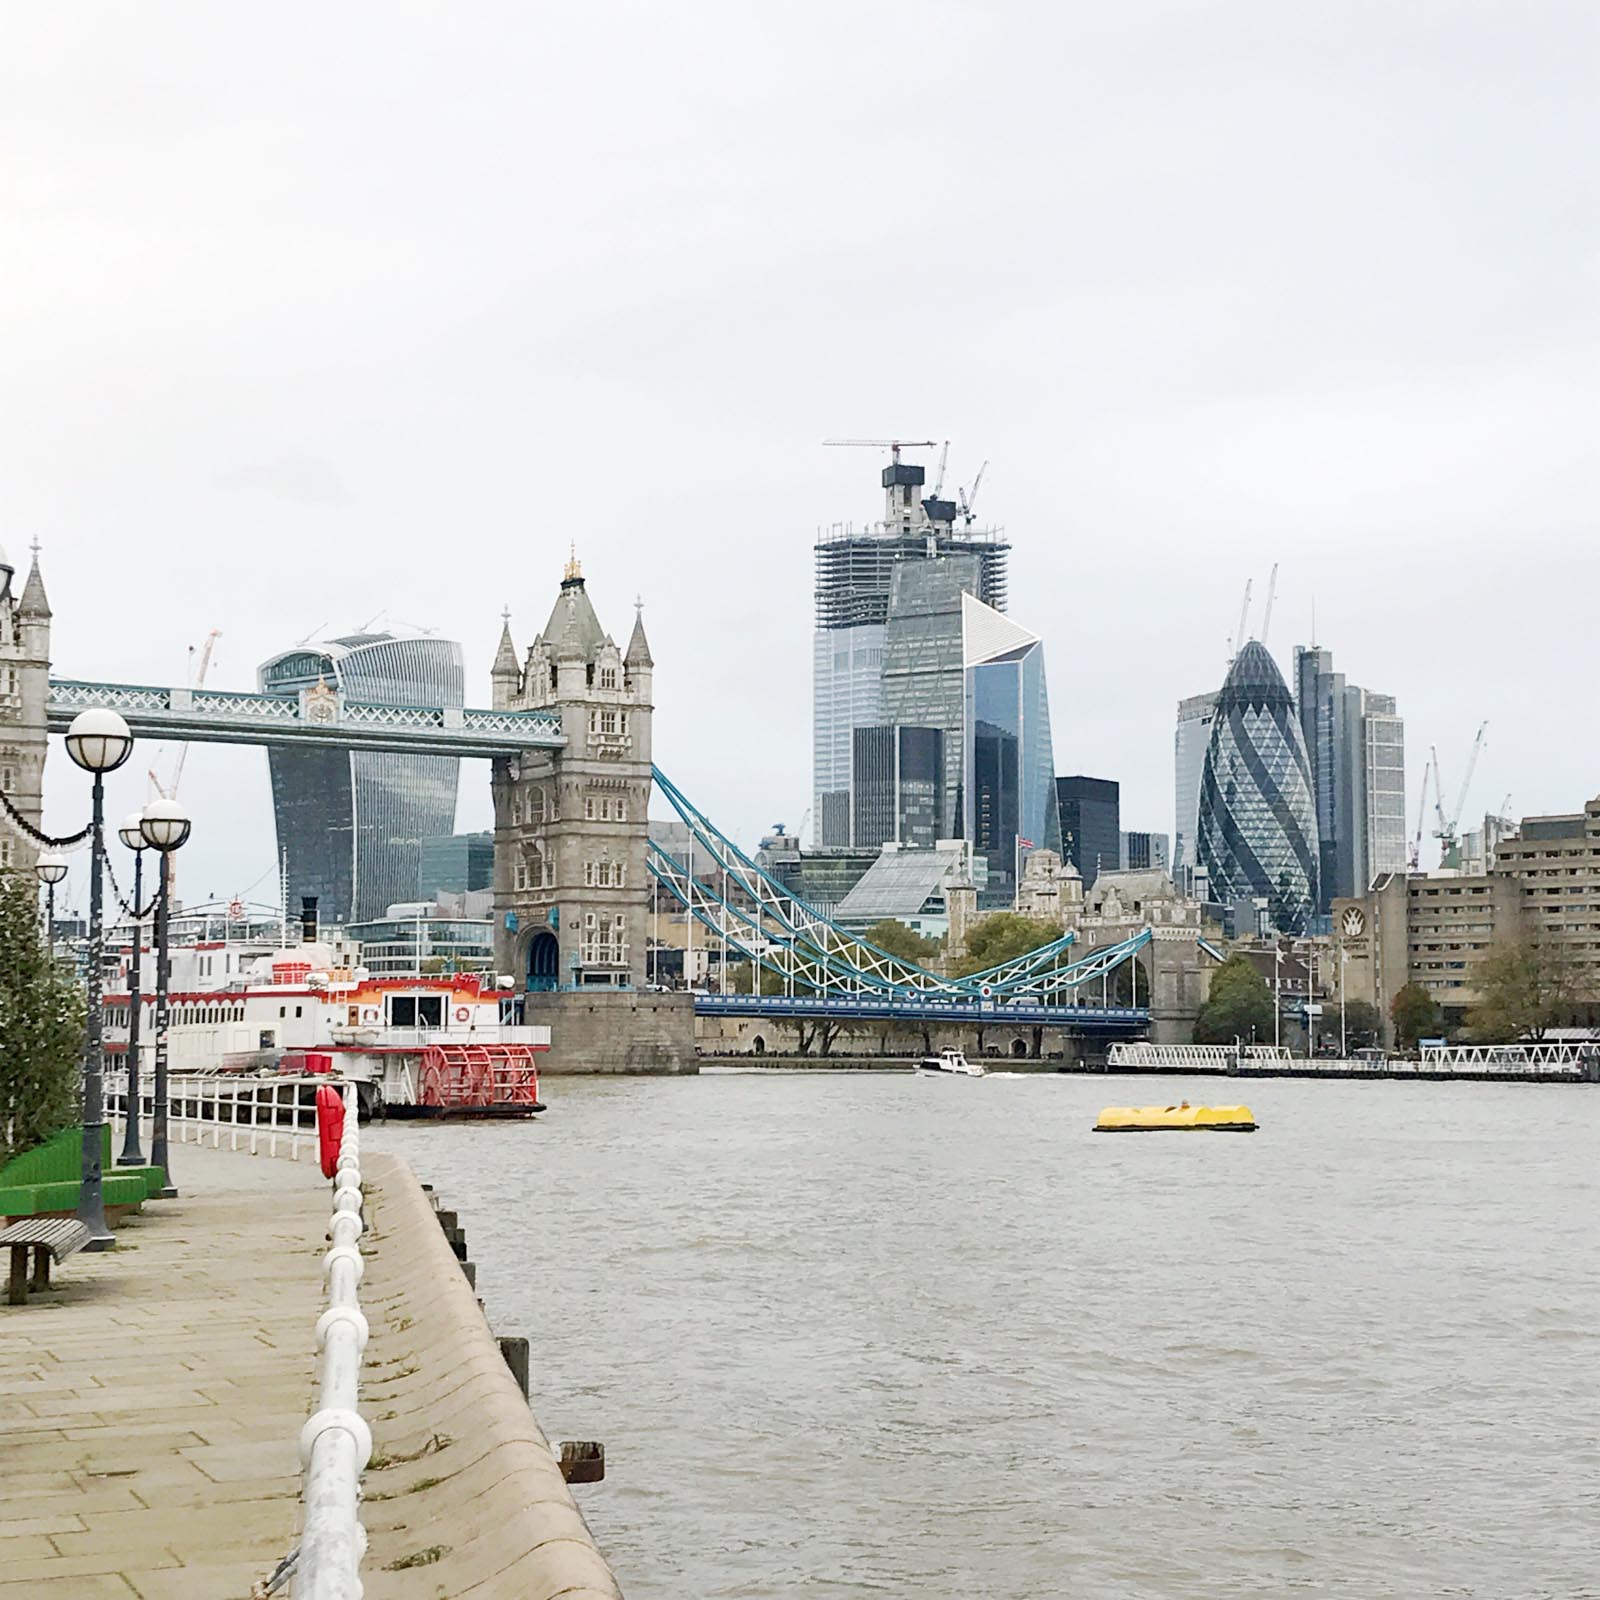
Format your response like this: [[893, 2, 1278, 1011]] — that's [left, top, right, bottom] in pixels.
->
[[3, 3, 1595, 918]]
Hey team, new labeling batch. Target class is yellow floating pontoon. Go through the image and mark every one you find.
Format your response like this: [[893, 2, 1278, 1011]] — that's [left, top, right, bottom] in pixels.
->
[[1094, 1100, 1257, 1133]]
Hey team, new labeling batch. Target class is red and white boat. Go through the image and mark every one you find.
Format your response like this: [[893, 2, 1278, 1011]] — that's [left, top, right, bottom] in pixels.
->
[[102, 940, 549, 1117]]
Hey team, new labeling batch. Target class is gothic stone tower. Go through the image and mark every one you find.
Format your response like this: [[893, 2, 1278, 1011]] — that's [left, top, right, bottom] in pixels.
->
[[490, 557, 653, 991], [0, 546, 52, 874]]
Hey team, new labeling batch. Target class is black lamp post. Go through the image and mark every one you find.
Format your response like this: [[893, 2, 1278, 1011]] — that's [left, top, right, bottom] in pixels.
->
[[140, 796, 191, 1198], [64, 707, 134, 1251], [34, 850, 66, 958], [116, 812, 149, 1167]]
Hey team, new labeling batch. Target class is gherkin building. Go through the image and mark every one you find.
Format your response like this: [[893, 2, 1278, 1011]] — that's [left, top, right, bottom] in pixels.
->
[[1197, 640, 1320, 934]]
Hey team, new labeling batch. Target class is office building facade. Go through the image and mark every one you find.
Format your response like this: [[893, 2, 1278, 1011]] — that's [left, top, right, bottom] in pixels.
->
[[418, 832, 494, 899], [1197, 641, 1320, 935], [851, 724, 945, 850], [1172, 691, 1219, 889], [1336, 794, 1600, 1037], [1294, 645, 1406, 911], [1056, 776, 1120, 888], [260, 631, 464, 925], [1120, 831, 1171, 873], [813, 457, 1009, 847]]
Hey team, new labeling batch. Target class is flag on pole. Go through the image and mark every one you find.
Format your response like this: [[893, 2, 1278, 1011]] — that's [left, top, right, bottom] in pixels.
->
[[1018, 837, 1035, 850]]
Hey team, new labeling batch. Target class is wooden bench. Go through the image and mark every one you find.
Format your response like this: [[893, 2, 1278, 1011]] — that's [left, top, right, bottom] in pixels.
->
[[0, 1218, 92, 1304]]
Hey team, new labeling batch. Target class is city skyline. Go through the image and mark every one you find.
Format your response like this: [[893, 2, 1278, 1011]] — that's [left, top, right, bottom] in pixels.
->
[[7, 7, 1592, 910]]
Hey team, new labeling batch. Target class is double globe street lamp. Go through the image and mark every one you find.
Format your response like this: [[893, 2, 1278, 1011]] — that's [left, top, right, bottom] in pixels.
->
[[35, 850, 67, 957], [64, 708, 134, 1250], [139, 797, 191, 1196], [115, 813, 150, 1169]]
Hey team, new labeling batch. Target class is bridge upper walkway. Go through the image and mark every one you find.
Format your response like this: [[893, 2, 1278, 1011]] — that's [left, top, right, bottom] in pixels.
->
[[697, 991, 1150, 1032], [47, 677, 564, 757]]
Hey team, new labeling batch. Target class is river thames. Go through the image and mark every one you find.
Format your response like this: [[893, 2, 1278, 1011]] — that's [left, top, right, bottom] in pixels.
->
[[370, 1073, 1599, 1598]]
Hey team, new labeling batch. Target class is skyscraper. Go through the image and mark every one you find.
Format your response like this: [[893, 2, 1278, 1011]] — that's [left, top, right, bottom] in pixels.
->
[[260, 631, 464, 924], [1294, 645, 1406, 910], [1172, 690, 1219, 888], [1197, 641, 1320, 934], [813, 457, 1008, 846], [1056, 776, 1120, 888]]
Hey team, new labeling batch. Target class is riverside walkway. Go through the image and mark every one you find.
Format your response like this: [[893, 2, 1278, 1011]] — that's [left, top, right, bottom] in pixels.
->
[[0, 1139, 620, 1598]]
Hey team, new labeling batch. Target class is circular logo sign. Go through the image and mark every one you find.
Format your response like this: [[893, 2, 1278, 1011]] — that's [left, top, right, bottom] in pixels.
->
[[980, 983, 993, 998], [1341, 907, 1366, 938]]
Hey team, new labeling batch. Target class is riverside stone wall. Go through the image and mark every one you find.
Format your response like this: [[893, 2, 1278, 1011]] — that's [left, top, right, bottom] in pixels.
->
[[358, 1153, 623, 1597]]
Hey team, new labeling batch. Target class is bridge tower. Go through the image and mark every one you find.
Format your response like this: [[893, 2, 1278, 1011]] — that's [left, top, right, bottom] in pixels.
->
[[490, 556, 653, 992], [0, 545, 51, 873]]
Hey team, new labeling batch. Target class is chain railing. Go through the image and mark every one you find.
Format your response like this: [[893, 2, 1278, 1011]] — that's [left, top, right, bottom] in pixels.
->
[[298, 1085, 370, 1597]]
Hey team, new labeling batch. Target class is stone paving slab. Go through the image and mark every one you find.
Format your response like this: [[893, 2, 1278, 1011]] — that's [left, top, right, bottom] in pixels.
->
[[0, 1142, 328, 1596]]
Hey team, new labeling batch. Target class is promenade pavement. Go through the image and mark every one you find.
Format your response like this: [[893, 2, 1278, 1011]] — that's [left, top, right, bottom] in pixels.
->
[[0, 1142, 328, 1598]]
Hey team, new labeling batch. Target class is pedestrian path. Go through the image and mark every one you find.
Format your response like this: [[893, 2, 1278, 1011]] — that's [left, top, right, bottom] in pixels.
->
[[0, 1145, 328, 1598]]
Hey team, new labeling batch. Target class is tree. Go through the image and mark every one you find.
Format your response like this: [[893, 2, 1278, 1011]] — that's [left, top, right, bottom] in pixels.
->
[[860, 919, 939, 965], [728, 960, 783, 997], [1340, 999, 1381, 1052], [950, 913, 1063, 978], [1390, 983, 1441, 1052], [0, 872, 85, 1165], [1192, 954, 1274, 1045], [1467, 936, 1591, 1043]]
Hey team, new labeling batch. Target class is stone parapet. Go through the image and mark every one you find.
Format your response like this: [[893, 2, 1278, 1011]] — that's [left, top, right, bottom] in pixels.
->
[[359, 1152, 623, 1597], [527, 991, 696, 1073]]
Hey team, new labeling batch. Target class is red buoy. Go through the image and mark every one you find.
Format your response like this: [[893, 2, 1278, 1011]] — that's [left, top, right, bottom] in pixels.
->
[[316, 1084, 346, 1179]]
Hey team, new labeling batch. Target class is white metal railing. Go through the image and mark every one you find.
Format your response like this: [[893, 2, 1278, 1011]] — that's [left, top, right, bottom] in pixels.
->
[[1420, 1042, 1598, 1071], [1107, 1042, 1292, 1069], [104, 1070, 323, 1161], [298, 1085, 370, 1597]]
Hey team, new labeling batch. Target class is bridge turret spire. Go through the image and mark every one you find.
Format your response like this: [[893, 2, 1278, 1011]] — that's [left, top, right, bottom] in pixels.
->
[[625, 601, 653, 669], [491, 609, 520, 698], [19, 547, 50, 619]]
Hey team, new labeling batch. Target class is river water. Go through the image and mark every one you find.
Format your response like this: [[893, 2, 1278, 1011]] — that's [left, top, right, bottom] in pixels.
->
[[368, 1072, 1600, 1599]]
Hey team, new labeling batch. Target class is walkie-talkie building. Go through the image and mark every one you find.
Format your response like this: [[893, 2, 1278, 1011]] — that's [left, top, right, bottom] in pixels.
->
[[1197, 640, 1320, 935], [260, 632, 464, 925]]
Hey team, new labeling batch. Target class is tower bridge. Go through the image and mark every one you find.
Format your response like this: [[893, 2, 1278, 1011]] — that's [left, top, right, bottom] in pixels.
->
[[0, 547, 1211, 1058]]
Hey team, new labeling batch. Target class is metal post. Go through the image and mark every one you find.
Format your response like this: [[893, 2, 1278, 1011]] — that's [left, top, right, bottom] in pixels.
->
[[149, 858, 177, 1196], [117, 849, 146, 1166], [78, 772, 114, 1249], [1274, 944, 1281, 1051], [1340, 948, 1348, 1057], [45, 882, 55, 960]]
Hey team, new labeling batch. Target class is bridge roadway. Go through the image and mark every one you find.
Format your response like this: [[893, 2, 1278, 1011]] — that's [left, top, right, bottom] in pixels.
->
[[696, 992, 1150, 1034], [47, 677, 564, 758]]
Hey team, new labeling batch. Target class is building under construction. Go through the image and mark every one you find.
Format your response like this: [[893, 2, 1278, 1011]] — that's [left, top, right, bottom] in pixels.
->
[[812, 444, 1010, 849]]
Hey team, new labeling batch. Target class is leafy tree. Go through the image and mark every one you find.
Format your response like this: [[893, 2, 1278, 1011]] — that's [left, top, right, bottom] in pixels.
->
[[0, 872, 86, 1165], [1192, 953, 1274, 1045], [1389, 982, 1441, 1052], [1467, 936, 1591, 1043], [860, 919, 939, 965], [728, 960, 783, 997], [1340, 999, 1381, 1052], [950, 913, 1063, 979]]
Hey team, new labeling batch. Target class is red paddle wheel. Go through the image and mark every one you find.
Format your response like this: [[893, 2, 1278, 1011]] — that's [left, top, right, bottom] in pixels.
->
[[418, 1044, 542, 1111]]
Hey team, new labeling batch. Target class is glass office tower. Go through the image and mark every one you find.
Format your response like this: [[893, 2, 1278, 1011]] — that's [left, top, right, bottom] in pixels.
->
[[1197, 641, 1319, 934], [1172, 690, 1219, 887], [961, 593, 1061, 904], [813, 457, 1009, 846], [1056, 775, 1121, 887], [260, 631, 464, 925]]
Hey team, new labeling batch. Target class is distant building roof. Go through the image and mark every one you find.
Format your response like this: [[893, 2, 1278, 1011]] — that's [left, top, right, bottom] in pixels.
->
[[837, 842, 969, 922]]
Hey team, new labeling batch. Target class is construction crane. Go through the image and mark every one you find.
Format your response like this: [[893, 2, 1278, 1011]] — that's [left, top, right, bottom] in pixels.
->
[[1408, 753, 1435, 871], [146, 629, 221, 896], [1431, 721, 1488, 870], [930, 440, 950, 498], [821, 438, 938, 464], [957, 460, 988, 526], [1228, 579, 1253, 661], [1259, 563, 1279, 645]]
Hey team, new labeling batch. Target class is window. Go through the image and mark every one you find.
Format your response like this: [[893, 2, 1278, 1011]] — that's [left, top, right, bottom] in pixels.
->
[[584, 795, 596, 820], [600, 666, 617, 690], [511, 794, 523, 826]]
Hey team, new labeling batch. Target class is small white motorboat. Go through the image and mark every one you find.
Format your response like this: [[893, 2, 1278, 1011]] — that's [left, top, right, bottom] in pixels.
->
[[917, 1047, 986, 1077]]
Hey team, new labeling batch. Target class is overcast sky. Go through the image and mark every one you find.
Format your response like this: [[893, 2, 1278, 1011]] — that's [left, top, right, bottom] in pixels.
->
[[3, 3, 1595, 917]]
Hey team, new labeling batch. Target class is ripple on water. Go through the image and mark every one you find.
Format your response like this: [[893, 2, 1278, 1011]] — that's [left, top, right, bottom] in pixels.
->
[[368, 1073, 1600, 1600]]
